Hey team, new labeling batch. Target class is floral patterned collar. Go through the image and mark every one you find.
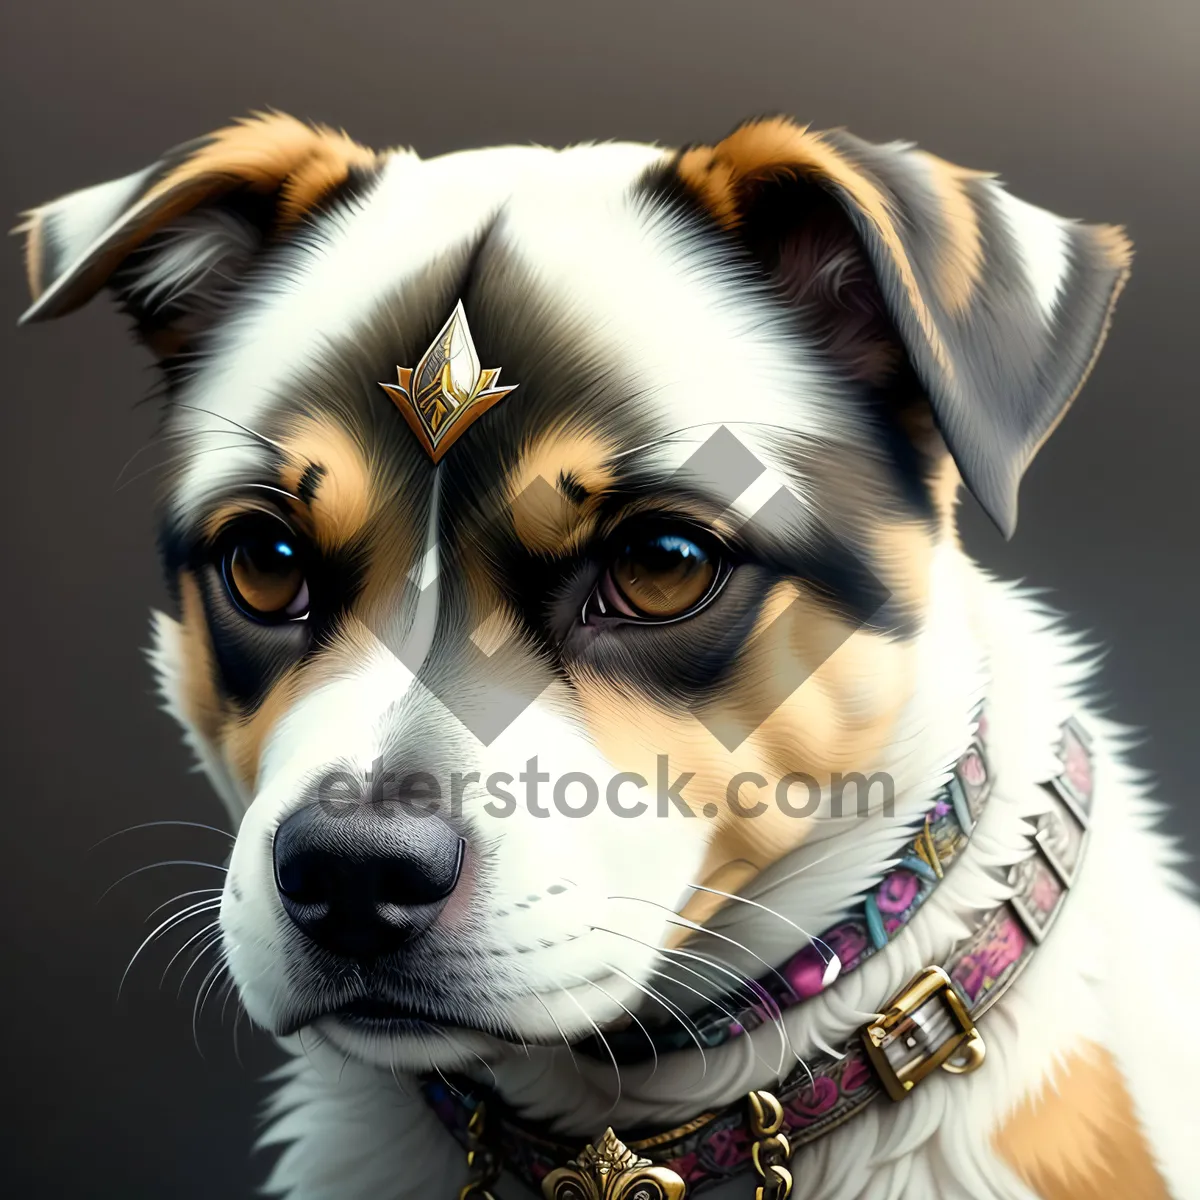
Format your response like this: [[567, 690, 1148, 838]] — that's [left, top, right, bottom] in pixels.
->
[[424, 717, 1096, 1199]]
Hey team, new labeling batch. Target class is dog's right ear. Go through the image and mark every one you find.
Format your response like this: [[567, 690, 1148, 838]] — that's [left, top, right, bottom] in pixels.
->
[[17, 112, 379, 355]]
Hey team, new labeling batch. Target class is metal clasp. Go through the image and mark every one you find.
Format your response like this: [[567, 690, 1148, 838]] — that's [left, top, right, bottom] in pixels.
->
[[860, 965, 986, 1102]]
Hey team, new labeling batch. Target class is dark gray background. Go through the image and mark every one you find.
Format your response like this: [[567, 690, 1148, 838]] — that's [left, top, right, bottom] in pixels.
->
[[2, 1, 1196, 1195]]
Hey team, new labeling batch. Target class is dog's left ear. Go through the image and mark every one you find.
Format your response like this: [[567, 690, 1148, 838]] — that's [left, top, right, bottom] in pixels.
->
[[678, 119, 1132, 536], [17, 111, 378, 355]]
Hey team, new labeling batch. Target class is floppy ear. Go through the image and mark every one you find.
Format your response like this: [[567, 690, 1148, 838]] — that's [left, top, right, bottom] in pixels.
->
[[17, 112, 378, 355], [678, 118, 1132, 536]]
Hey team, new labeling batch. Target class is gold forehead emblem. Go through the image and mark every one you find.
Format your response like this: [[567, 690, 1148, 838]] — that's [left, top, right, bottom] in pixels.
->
[[379, 301, 517, 463]]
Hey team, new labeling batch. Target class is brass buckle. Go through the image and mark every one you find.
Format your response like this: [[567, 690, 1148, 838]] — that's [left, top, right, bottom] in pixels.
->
[[860, 965, 986, 1102]]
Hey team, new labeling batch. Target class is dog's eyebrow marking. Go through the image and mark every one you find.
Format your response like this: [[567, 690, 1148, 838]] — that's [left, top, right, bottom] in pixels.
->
[[556, 470, 590, 506], [296, 462, 326, 506]]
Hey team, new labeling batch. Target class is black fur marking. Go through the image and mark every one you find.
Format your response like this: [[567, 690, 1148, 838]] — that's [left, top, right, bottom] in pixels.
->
[[296, 462, 326, 506], [311, 163, 384, 225], [556, 470, 590, 506]]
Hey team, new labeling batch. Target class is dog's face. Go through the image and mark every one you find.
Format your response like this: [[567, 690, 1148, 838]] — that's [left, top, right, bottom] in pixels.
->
[[20, 115, 1128, 1071]]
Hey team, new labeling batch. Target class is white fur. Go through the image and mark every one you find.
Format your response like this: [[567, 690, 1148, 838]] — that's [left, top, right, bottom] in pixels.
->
[[29, 165, 156, 303], [986, 183, 1072, 320], [132, 208, 261, 311], [491, 164, 859, 501]]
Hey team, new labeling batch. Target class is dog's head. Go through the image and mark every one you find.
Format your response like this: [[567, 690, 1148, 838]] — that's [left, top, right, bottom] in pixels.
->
[[19, 114, 1128, 1070]]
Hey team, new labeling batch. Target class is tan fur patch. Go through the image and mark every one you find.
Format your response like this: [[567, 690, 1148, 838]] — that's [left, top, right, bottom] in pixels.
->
[[993, 1042, 1169, 1200], [572, 579, 914, 931], [277, 415, 374, 551], [506, 427, 617, 556], [175, 573, 227, 745], [222, 667, 304, 793], [678, 118, 953, 377], [918, 151, 988, 314], [275, 415, 425, 634], [19, 210, 45, 300], [1092, 222, 1136, 275], [871, 519, 936, 612], [142, 112, 377, 228], [173, 567, 304, 793], [929, 456, 962, 542]]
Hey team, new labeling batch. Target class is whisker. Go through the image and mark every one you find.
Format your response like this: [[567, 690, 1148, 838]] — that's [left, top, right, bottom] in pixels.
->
[[600, 963, 708, 1084], [161, 916, 224, 987], [594, 922, 797, 1073], [531, 991, 579, 1074], [144, 887, 223, 923], [113, 439, 255, 493], [91, 820, 234, 852], [173, 402, 290, 456], [112, 427, 257, 489], [232, 999, 248, 1067], [594, 922, 749, 1007], [556, 986, 622, 1113], [608, 894, 798, 1001], [117, 901, 221, 999], [97, 860, 226, 904], [426, 1025, 498, 1091], [241, 482, 304, 503], [646, 966, 791, 1080], [687, 882, 836, 965], [217, 974, 239, 1026], [175, 927, 226, 997], [658, 941, 763, 1004], [574, 972, 658, 1079], [296, 1025, 320, 1076], [427, 1058, 463, 1099], [191, 951, 228, 1057]]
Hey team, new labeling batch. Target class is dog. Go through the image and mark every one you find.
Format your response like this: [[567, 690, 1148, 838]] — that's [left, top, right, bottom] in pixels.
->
[[19, 113, 1200, 1200]]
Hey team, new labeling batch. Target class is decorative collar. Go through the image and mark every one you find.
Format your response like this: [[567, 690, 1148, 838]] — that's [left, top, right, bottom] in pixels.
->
[[425, 717, 1096, 1199]]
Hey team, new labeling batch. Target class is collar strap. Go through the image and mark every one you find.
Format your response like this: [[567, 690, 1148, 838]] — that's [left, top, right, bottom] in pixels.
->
[[424, 718, 1095, 1198]]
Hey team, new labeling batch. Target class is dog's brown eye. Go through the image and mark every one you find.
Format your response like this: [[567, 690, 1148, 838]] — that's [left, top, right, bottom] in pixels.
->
[[606, 530, 718, 620], [222, 523, 309, 621]]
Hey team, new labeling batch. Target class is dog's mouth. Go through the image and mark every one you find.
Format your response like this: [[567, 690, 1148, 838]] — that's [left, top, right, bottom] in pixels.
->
[[278, 993, 521, 1043], [327, 996, 444, 1035], [274, 994, 448, 1038]]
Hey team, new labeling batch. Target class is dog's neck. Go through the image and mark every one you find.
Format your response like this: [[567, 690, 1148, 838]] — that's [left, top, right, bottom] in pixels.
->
[[475, 542, 1074, 1135]]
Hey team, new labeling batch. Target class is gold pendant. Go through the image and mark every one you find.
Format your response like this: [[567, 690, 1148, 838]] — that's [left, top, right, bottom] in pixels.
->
[[541, 1128, 688, 1200]]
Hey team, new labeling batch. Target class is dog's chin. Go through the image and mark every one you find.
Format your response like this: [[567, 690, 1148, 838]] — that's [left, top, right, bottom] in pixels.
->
[[271, 996, 524, 1071], [317, 1015, 505, 1071]]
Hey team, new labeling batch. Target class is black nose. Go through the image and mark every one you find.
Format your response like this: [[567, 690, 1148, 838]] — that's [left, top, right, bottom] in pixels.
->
[[273, 803, 465, 960]]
